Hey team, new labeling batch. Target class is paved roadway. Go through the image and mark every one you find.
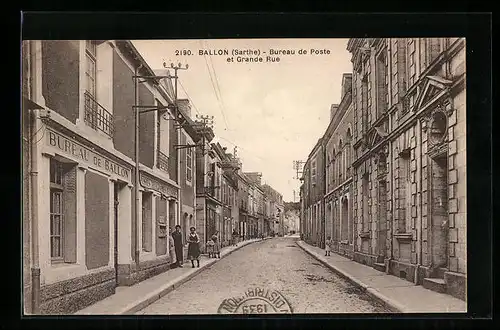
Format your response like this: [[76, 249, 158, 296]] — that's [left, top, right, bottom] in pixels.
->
[[136, 236, 391, 314]]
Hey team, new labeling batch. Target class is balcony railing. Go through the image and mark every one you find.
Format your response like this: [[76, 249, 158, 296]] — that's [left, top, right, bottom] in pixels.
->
[[158, 151, 169, 173], [84, 91, 114, 137]]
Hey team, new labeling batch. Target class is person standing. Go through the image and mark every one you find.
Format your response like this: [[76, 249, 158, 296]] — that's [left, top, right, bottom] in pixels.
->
[[211, 231, 221, 258], [325, 236, 332, 256], [168, 228, 177, 268], [187, 227, 201, 268], [172, 224, 184, 267]]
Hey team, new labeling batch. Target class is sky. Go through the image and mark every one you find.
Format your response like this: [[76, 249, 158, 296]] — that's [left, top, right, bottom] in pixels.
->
[[133, 39, 352, 202]]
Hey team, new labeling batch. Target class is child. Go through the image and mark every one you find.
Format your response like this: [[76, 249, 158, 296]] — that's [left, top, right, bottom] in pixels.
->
[[325, 236, 332, 256], [211, 232, 221, 258]]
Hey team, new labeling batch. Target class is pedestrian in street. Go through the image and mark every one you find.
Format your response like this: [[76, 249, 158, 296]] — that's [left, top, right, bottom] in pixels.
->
[[211, 231, 221, 258], [232, 229, 239, 246], [325, 236, 332, 256], [187, 227, 200, 268], [172, 224, 184, 267], [168, 228, 177, 269]]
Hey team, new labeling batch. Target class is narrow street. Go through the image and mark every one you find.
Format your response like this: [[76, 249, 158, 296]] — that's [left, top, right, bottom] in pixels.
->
[[137, 236, 390, 314]]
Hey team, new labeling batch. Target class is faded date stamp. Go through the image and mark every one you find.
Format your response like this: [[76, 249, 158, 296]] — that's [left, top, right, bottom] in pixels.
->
[[217, 287, 293, 314]]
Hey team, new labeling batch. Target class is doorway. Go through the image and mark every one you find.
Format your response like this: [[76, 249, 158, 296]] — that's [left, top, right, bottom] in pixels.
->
[[430, 154, 449, 270]]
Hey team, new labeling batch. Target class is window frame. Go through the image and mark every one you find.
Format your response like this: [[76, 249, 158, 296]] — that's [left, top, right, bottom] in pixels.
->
[[50, 159, 65, 262], [311, 160, 317, 186], [186, 145, 193, 184], [85, 40, 97, 98]]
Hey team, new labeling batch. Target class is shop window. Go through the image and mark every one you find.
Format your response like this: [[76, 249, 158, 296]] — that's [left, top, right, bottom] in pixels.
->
[[49, 158, 77, 263]]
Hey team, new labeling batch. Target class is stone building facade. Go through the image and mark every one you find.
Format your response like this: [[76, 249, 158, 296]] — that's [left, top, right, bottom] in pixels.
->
[[323, 74, 355, 258], [347, 37, 466, 300], [22, 40, 199, 314], [302, 139, 325, 248]]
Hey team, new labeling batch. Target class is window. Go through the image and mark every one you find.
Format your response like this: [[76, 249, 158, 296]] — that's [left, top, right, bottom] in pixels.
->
[[186, 146, 193, 183], [407, 39, 417, 87], [157, 104, 170, 172], [362, 174, 369, 232], [419, 38, 442, 72], [49, 159, 77, 263], [50, 160, 64, 260], [398, 150, 411, 233], [85, 40, 97, 97], [311, 160, 317, 186], [376, 50, 388, 116], [338, 141, 343, 180], [361, 75, 369, 132]]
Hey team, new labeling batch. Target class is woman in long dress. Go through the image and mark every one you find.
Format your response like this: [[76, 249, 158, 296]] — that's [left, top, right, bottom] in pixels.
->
[[168, 228, 177, 268], [187, 227, 201, 268]]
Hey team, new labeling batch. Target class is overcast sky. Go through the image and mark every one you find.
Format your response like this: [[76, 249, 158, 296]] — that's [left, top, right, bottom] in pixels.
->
[[133, 39, 352, 202]]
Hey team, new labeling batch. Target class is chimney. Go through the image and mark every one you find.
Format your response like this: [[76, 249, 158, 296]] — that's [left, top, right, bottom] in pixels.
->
[[341, 73, 353, 100], [176, 99, 191, 118], [330, 104, 339, 121]]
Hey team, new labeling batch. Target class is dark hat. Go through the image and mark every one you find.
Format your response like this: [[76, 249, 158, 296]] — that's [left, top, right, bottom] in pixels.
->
[[190, 226, 196, 231], [175, 224, 181, 229]]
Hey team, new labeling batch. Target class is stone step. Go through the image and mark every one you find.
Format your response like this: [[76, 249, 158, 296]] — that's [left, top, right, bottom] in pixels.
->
[[373, 262, 386, 272], [423, 277, 447, 294]]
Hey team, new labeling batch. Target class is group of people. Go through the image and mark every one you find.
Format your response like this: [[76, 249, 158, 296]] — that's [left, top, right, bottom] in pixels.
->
[[168, 225, 201, 268], [168, 226, 230, 268]]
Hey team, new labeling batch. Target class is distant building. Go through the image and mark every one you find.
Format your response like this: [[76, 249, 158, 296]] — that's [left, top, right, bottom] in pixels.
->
[[323, 74, 354, 257]]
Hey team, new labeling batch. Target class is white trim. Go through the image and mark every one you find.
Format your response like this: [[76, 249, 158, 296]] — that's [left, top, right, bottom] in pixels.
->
[[108, 179, 114, 268]]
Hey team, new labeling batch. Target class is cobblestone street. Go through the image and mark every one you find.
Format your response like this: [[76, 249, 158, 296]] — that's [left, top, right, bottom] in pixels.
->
[[137, 237, 390, 314]]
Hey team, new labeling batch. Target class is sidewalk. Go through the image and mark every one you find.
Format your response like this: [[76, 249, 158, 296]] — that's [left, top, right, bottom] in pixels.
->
[[75, 238, 269, 315], [296, 240, 467, 313]]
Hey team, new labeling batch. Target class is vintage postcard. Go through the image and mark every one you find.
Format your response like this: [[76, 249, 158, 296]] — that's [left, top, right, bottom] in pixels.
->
[[22, 37, 467, 315]]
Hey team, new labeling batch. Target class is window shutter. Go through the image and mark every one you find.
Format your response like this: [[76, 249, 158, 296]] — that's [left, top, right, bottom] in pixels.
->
[[63, 165, 77, 263]]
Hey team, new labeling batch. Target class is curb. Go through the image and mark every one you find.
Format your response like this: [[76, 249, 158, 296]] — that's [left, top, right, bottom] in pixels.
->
[[121, 238, 271, 314], [295, 240, 403, 313]]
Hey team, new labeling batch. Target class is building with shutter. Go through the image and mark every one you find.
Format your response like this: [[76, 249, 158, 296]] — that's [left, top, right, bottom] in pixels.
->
[[347, 38, 466, 300], [22, 40, 195, 314]]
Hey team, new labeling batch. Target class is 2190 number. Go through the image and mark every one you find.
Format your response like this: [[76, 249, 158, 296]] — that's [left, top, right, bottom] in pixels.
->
[[175, 49, 192, 56], [241, 304, 269, 314]]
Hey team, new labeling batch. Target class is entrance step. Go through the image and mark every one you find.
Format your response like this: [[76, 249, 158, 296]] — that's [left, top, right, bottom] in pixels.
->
[[423, 277, 446, 294], [373, 262, 386, 272]]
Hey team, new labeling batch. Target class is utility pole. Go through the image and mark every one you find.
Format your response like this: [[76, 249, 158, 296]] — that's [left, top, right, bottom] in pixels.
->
[[293, 160, 306, 180], [131, 62, 187, 268], [163, 62, 189, 232]]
